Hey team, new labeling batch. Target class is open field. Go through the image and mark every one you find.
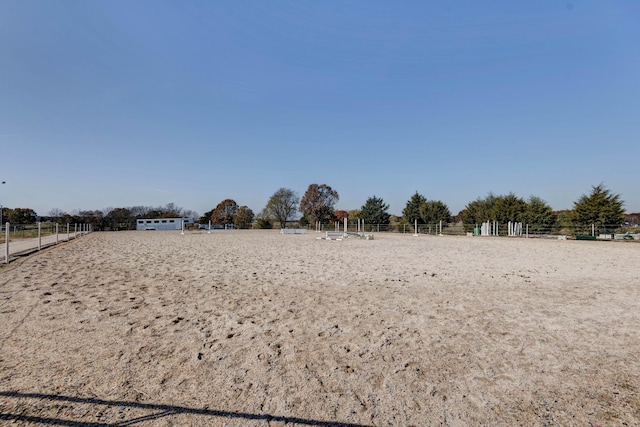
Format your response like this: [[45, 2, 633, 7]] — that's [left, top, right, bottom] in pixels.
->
[[1, 230, 639, 426]]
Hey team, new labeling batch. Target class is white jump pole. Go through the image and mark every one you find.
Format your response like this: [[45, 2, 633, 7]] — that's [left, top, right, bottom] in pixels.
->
[[38, 222, 42, 250], [344, 217, 347, 236], [526, 224, 529, 238], [56, 223, 59, 244], [414, 219, 418, 236], [181, 219, 185, 235], [439, 220, 443, 236]]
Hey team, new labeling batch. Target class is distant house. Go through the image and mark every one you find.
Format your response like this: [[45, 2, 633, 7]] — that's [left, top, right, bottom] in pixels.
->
[[136, 218, 193, 231]]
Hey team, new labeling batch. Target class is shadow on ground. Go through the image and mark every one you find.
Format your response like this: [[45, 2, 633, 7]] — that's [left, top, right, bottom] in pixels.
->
[[0, 391, 371, 426]]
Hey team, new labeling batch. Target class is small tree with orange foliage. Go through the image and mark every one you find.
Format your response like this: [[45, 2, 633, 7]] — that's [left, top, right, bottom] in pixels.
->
[[334, 210, 349, 222]]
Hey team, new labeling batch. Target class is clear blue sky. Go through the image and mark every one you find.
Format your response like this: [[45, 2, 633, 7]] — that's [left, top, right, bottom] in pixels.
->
[[1, 1, 639, 217]]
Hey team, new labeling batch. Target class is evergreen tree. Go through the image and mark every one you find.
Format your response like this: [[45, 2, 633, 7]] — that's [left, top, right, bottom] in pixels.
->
[[492, 193, 526, 224], [199, 209, 214, 224], [419, 200, 451, 225], [359, 196, 390, 226], [402, 192, 426, 224], [7, 208, 37, 224], [522, 196, 557, 234], [571, 184, 625, 231], [460, 193, 498, 231]]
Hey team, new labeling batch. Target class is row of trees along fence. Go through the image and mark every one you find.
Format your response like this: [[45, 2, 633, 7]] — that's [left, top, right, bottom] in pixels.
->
[[4, 218, 632, 239], [302, 220, 634, 237]]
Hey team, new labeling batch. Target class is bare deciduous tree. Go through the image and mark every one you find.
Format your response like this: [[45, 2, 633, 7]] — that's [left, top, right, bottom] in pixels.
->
[[211, 199, 238, 225], [299, 184, 339, 225], [234, 206, 255, 229], [264, 188, 299, 229]]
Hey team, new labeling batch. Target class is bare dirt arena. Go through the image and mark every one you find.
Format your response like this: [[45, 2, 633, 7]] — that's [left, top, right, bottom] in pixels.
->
[[1, 230, 639, 426]]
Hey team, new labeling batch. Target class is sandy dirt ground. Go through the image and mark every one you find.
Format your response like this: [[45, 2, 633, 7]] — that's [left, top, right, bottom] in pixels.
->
[[1, 230, 639, 426]]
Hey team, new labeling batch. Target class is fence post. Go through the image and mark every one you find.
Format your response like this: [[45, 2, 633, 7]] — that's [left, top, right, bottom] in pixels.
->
[[67, 223, 70, 241], [4, 222, 9, 264], [38, 222, 42, 250]]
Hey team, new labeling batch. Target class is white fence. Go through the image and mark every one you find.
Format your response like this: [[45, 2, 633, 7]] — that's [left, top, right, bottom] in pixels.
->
[[2, 222, 92, 264]]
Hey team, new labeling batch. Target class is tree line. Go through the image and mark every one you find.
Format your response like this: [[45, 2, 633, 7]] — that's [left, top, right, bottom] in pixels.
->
[[2, 183, 634, 232], [202, 183, 631, 234], [0, 203, 198, 231]]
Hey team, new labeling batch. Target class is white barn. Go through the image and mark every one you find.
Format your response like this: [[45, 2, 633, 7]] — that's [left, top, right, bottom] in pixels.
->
[[136, 218, 185, 231]]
